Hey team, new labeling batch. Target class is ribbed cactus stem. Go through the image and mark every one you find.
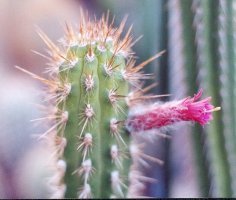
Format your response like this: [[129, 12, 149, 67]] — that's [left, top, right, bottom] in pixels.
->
[[54, 13, 132, 198], [18, 11, 139, 198], [192, 0, 232, 196], [218, 0, 236, 196]]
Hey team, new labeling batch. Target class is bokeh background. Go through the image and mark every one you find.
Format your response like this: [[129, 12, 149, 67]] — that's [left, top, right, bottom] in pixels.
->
[[0, 0, 235, 198]]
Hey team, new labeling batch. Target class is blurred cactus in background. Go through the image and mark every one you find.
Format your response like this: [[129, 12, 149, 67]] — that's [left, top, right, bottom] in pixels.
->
[[168, 0, 236, 197], [1, 0, 236, 198]]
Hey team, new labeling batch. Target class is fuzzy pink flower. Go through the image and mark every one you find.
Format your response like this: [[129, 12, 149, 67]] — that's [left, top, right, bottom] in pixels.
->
[[126, 89, 220, 132]]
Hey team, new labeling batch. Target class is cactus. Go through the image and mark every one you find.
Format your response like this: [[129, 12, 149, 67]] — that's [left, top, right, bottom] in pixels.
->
[[16, 9, 219, 198]]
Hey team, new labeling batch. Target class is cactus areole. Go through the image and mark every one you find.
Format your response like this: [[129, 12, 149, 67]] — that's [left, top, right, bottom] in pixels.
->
[[16, 10, 220, 199]]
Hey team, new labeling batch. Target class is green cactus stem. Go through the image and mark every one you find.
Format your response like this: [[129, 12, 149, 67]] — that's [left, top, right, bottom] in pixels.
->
[[15, 11, 158, 198]]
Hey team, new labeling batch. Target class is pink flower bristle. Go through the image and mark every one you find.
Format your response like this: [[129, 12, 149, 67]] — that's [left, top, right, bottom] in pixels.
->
[[126, 89, 221, 133]]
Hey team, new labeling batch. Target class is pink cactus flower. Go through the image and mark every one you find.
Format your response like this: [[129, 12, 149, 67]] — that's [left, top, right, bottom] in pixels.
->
[[126, 89, 221, 132]]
